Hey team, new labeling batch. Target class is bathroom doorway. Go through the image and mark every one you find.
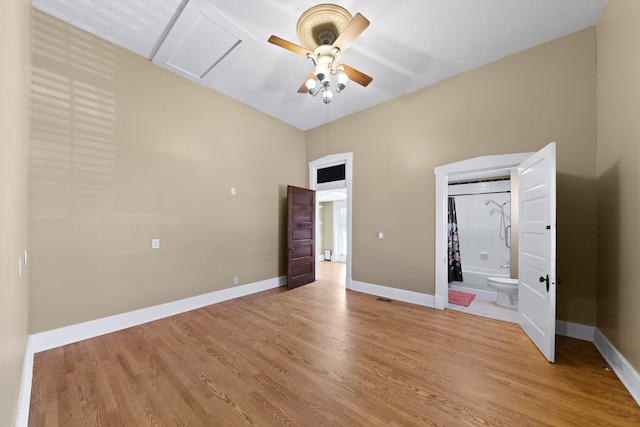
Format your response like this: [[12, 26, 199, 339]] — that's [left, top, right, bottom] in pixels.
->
[[434, 152, 531, 310], [435, 143, 558, 362], [446, 176, 518, 323]]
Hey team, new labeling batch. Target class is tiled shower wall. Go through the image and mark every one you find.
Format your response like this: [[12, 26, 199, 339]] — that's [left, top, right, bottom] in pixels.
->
[[449, 180, 511, 271]]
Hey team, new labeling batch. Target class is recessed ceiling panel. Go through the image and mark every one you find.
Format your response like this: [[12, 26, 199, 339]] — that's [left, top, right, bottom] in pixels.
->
[[152, 0, 256, 85], [32, 0, 184, 58], [164, 15, 239, 79]]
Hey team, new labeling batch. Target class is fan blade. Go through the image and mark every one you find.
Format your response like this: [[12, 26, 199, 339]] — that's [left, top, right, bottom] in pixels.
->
[[268, 35, 311, 57], [298, 72, 316, 93], [341, 64, 373, 87], [333, 13, 370, 53]]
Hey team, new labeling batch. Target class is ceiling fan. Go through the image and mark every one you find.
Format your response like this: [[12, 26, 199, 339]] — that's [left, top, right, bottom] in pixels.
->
[[268, 4, 373, 103]]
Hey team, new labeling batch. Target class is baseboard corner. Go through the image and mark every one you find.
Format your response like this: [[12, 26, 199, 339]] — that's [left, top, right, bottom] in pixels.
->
[[15, 337, 34, 427], [351, 280, 435, 308], [593, 328, 640, 407], [555, 320, 595, 342], [18, 275, 286, 426]]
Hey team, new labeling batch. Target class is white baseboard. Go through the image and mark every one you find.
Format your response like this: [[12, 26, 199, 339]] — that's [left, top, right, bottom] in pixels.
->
[[556, 320, 595, 342], [553, 321, 639, 407], [16, 275, 286, 427], [351, 280, 435, 308], [29, 276, 286, 353], [15, 339, 33, 427], [434, 293, 448, 310], [17, 281, 639, 426], [593, 328, 640, 407]]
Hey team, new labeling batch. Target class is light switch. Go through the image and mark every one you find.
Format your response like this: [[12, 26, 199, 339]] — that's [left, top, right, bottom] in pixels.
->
[[377, 232, 384, 240], [231, 187, 236, 196]]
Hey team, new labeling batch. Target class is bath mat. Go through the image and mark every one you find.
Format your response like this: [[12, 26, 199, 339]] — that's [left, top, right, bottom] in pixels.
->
[[448, 289, 476, 307]]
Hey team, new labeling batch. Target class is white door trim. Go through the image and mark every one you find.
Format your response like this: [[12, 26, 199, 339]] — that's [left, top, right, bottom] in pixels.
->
[[309, 153, 353, 289], [434, 152, 533, 309]]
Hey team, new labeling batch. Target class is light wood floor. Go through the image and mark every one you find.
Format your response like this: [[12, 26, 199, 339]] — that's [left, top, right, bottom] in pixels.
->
[[30, 262, 640, 426]]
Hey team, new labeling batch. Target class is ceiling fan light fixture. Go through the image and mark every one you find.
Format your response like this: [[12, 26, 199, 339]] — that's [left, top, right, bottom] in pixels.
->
[[296, 4, 352, 50], [268, 4, 372, 104], [305, 78, 317, 94], [337, 71, 349, 91], [323, 88, 333, 104]]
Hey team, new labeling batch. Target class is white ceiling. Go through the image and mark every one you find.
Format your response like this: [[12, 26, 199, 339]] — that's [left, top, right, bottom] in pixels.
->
[[32, 0, 606, 131]]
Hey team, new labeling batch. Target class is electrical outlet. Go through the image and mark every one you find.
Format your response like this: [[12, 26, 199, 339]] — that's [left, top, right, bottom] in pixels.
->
[[377, 232, 384, 240], [151, 238, 160, 249], [233, 276, 239, 285]]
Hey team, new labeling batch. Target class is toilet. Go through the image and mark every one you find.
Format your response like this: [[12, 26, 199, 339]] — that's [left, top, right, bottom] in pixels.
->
[[487, 277, 519, 309]]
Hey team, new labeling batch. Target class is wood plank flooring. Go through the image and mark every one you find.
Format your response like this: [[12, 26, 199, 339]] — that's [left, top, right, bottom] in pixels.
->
[[29, 262, 640, 426]]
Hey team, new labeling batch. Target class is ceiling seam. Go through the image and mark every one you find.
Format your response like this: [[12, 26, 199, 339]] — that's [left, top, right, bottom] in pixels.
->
[[148, 0, 190, 61]]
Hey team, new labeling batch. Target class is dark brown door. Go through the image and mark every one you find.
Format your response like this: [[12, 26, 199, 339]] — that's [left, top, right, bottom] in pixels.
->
[[287, 185, 315, 289]]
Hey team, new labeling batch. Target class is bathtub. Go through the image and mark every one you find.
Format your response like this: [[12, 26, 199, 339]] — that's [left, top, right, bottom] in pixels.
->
[[458, 266, 509, 291]]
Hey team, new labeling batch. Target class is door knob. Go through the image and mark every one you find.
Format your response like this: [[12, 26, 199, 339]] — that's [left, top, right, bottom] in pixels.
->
[[539, 274, 550, 292]]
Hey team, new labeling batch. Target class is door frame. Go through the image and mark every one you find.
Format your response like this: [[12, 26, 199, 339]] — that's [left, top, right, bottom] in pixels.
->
[[309, 152, 353, 289], [433, 152, 532, 309]]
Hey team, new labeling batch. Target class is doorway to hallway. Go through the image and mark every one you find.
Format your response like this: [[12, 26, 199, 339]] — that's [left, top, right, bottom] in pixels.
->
[[318, 259, 346, 286], [309, 152, 353, 289], [317, 189, 347, 287]]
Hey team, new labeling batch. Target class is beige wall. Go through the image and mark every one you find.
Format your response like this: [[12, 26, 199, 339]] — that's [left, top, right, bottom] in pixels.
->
[[0, 0, 31, 424], [28, 11, 306, 333], [306, 28, 598, 326], [596, 0, 640, 373]]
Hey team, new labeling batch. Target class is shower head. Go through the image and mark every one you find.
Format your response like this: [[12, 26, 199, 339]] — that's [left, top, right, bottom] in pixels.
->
[[485, 198, 507, 208]]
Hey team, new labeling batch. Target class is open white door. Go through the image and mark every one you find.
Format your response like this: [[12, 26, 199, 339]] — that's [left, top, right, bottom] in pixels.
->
[[518, 142, 557, 362]]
